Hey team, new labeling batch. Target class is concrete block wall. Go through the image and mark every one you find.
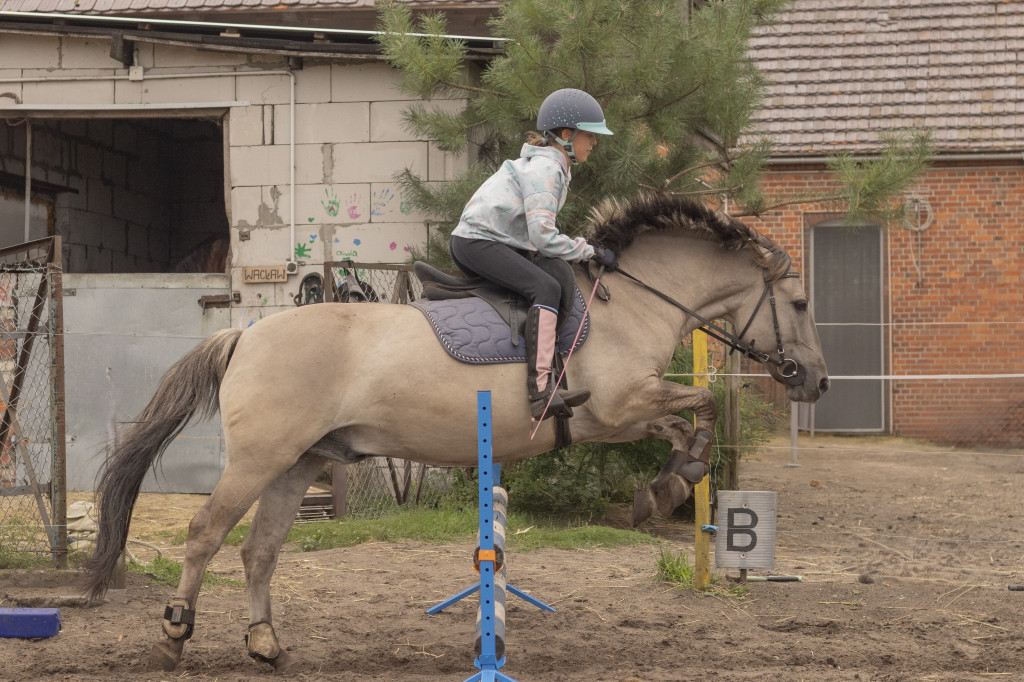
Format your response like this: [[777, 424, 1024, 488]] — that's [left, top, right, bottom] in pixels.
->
[[752, 165, 1024, 446], [0, 35, 469, 323], [0, 117, 173, 272], [227, 62, 468, 329]]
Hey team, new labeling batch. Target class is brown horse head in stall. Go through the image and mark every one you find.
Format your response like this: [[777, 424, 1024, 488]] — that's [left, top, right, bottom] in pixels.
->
[[172, 235, 229, 273], [84, 193, 828, 672]]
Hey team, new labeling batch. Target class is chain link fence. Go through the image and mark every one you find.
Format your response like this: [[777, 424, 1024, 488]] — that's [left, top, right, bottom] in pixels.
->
[[322, 261, 458, 518], [0, 237, 66, 567]]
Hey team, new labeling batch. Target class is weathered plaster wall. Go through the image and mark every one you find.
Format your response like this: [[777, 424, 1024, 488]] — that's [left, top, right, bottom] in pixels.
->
[[0, 35, 465, 322]]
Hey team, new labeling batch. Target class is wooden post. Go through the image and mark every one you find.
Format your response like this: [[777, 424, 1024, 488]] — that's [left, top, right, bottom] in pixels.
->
[[331, 462, 348, 518], [692, 330, 712, 590], [722, 322, 741, 490]]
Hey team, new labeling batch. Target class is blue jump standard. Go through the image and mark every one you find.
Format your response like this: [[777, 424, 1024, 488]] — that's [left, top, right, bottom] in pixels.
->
[[426, 391, 554, 682], [0, 607, 61, 638]]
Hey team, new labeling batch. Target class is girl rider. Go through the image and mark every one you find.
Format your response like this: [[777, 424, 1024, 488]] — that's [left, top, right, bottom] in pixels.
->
[[449, 89, 618, 422]]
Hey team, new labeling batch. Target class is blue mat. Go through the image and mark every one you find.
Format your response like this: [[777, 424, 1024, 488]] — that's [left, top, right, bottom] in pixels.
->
[[0, 607, 62, 638]]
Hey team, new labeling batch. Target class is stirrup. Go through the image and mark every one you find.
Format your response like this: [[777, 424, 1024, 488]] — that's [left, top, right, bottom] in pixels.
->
[[558, 388, 590, 408], [531, 391, 573, 421]]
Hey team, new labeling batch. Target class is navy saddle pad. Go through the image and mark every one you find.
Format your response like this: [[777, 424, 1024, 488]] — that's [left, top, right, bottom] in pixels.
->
[[410, 288, 590, 365]]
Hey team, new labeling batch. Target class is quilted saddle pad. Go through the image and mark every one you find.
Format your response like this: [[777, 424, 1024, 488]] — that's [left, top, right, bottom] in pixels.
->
[[410, 287, 590, 365]]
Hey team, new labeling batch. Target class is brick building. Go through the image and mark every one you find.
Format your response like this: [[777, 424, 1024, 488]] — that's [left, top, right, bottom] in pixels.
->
[[747, 1, 1024, 446]]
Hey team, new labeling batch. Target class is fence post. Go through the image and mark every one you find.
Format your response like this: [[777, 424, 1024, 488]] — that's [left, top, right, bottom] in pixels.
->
[[692, 330, 712, 590], [331, 462, 348, 518], [50, 257, 68, 568]]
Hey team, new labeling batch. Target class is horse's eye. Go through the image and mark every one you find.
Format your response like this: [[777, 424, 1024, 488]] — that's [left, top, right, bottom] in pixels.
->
[[793, 300, 808, 311]]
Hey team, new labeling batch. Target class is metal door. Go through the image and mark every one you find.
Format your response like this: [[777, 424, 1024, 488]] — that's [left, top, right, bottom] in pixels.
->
[[63, 273, 231, 492], [809, 221, 886, 432]]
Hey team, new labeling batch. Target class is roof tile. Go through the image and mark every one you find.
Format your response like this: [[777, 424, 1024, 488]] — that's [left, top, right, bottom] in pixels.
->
[[748, 0, 1024, 154]]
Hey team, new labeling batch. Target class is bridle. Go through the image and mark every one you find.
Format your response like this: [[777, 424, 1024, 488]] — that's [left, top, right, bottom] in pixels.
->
[[607, 266, 806, 386]]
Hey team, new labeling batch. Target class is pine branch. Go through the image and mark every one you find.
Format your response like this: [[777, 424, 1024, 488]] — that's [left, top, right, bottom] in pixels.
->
[[662, 159, 729, 189]]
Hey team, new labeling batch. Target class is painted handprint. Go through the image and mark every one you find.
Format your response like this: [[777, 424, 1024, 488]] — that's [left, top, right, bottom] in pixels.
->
[[400, 200, 413, 215], [371, 188, 395, 217], [347, 193, 361, 220], [321, 187, 340, 217]]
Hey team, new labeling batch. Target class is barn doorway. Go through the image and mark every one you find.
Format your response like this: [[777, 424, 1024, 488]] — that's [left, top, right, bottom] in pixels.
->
[[0, 112, 234, 492], [807, 219, 888, 432]]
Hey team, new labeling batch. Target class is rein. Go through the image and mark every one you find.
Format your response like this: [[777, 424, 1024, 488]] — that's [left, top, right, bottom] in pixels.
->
[[609, 266, 805, 386]]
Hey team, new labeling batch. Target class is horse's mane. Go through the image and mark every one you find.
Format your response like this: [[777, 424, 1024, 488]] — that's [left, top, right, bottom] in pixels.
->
[[585, 193, 791, 279]]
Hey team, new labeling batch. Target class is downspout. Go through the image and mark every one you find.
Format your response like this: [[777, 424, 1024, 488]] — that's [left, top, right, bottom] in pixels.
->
[[0, 69, 298, 270]]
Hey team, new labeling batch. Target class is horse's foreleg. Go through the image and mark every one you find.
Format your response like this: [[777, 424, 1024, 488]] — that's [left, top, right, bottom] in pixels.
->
[[240, 454, 326, 673], [150, 460, 297, 672], [593, 380, 717, 525]]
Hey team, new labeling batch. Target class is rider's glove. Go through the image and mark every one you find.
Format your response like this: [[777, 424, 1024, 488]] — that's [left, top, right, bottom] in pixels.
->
[[591, 245, 618, 272]]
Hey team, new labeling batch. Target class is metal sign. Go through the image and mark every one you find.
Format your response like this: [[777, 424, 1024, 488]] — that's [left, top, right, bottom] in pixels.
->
[[714, 491, 778, 569], [243, 265, 289, 283]]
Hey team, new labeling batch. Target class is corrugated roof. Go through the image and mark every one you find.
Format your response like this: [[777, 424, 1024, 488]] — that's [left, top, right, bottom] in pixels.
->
[[748, 0, 1024, 155]]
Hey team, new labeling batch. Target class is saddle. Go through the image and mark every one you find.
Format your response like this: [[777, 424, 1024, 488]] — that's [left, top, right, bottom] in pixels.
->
[[410, 261, 590, 365]]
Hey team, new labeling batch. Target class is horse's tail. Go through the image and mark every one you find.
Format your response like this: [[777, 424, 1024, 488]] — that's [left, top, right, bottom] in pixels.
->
[[82, 327, 243, 602]]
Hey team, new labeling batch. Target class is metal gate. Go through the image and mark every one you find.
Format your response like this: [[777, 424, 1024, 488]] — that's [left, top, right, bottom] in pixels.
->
[[62, 273, 232, 493], [809, 221, 886, 432], [0, 237, 67, 567], [321, 261, 456, 517]]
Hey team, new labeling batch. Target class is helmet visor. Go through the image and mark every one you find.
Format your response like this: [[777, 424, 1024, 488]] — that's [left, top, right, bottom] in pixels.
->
[[577, 120, 614, 135]]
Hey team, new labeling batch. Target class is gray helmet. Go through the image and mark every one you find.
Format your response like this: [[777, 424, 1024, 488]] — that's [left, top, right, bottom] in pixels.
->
[[537, 88, 613, 136], [537, 88, 613, 165]]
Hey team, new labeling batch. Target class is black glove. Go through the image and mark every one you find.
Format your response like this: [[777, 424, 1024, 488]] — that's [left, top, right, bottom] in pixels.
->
[[591, 245, 618, 271]]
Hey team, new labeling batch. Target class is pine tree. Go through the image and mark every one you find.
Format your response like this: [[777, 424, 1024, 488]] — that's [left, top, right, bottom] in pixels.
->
[[376, 0, 932, 267]]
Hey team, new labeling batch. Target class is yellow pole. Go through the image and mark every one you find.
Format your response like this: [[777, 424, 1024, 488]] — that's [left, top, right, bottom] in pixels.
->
[[692, 330, 712, 590]]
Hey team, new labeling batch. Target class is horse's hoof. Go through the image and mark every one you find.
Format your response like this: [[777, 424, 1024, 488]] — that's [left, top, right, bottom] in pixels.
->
[[653, 474, 690, 518], [272, 650, 302, 675], [149, 641, 181, 672], [632, 488, 655, 527]]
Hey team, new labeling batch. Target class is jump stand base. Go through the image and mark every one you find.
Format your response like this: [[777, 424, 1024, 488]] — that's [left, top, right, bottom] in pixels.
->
[[432, 391, 554, 682]]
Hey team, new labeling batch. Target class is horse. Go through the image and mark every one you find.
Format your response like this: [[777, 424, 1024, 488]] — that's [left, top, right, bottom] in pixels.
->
[[83, 192, 829, 672], [172, 235, 230, 273]]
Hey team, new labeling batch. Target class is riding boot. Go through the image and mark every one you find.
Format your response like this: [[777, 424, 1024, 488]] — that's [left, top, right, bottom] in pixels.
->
[[526, 305, 590, 421]]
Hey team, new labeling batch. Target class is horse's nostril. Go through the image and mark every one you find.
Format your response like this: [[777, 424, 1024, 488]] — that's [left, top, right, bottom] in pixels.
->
[[819, 377, 831, 393]]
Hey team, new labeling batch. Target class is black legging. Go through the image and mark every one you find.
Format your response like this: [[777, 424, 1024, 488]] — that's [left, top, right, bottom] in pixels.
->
[[450, 235, 571, 312]]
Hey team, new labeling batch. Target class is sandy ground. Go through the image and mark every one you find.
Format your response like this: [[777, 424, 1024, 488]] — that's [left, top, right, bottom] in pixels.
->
[[3, 434, 1024, 681]]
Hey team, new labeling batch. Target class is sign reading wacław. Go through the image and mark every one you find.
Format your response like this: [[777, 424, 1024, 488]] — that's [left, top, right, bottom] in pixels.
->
[[714, 491, 778, 570], [243, 266, 289, 283]]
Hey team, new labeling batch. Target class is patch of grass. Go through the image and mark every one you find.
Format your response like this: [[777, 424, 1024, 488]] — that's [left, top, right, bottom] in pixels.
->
[[287, 508, 479, 552], [128, 557, 243, 589], [0, 551, 53, 570], [505, 517, 659, 552], [656, 549, 749, 598], [277, 507, 659, 554]]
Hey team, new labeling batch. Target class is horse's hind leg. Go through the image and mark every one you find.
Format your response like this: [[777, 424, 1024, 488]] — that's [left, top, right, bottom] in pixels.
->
[[149, 458, 301, 671], [240, 454, 326, 672]]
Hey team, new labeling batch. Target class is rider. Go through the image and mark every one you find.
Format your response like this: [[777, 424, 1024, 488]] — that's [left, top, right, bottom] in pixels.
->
[[449, 88, 618, 422]]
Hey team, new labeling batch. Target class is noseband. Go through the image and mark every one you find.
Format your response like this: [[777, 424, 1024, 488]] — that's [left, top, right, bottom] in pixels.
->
[[608, 267, 805, 385]]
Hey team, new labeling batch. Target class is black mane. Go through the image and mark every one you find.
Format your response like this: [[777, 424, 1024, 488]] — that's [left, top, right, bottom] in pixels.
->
[[585, 192, 791, 278]]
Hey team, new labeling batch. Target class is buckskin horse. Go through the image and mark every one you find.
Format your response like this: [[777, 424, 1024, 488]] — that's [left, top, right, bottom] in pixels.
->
[[84, 192, 829, 671]]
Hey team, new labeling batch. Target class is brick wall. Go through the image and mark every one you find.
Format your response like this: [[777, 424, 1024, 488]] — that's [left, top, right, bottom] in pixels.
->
[[752, 163, 1024, 446]]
